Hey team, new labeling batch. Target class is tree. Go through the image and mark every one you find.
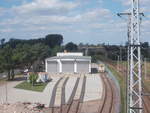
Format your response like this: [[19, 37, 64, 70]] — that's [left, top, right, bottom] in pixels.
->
[[0, 42, 52, 80], [51, 46, 62, 56], [4, 34, 63, 49], [0, 38, 5, 48], [142, 42, 149, 48], [0, 34, 64, 80], [30, 43, 51, 72], [29, 73, 38, 86], [0, 44, 15, 80], [45, 34, 63, 48], [78, 43, 84, 47], [0, 50, 5, 73], [65, 42, 78, 52], [141, 42, 149, 58]]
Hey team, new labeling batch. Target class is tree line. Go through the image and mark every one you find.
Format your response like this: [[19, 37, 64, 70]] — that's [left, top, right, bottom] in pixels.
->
[[0, 34, 149, 80], [78, 42, 150, 62], [0, 34, 64, 80], [0, 34, 82, 80]]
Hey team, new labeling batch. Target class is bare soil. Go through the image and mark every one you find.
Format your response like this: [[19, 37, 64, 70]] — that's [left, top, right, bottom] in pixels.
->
[[0, 102, 52, 113]]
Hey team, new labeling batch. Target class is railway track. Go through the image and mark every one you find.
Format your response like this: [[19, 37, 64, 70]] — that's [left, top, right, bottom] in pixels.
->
[[142, 84, 150, 113], [51, 76, 85, 113], [99, 73, 114, 113], [50, 73, 116, 113], [143, 98, 149, 113]]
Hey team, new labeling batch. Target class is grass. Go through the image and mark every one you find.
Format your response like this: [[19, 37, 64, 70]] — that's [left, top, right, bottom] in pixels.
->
[[15, 81, 48, 92], [107, 63, 127, 113], [107, 61, 150, 113]]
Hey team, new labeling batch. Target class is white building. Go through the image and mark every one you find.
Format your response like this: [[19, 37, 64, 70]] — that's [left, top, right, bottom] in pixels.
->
[[45, 52, 91, 74]]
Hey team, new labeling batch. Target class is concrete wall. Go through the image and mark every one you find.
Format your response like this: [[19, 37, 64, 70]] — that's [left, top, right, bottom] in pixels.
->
[[47, 61, 58, 73], [77, 61, 90, 73], [61, 61, 74, 73], [46, 59, 91, 74]]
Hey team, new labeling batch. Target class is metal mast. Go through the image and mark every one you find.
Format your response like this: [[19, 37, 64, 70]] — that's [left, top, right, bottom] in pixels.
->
[[129, 0, 142, 113], [117, 0, 143, 112], [127, 15, 131, 113]]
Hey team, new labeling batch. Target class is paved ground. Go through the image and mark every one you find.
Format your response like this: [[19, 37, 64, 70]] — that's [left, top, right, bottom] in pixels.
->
[[0, 74, 103, 108], [0, 77, 60, 107]]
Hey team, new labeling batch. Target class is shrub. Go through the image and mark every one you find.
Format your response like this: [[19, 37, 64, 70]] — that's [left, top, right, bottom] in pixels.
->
[[29, 73, 38, 86]]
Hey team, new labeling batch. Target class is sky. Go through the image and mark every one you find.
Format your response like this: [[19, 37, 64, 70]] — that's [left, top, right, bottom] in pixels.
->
[[0, 0, 150, 45]]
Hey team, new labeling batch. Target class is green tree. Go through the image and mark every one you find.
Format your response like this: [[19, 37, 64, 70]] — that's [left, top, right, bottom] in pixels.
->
[[65, 42, 78, 52], [45, 34, 63, 48], [51, 46, 62, 56], [0, 38, 5, 48], [29, 73, 38, 86], [1, 44, 15, 80], [141, 42, 149, 58], [0, 34, 64, 80], [0, 50, 5, 73], [30, 43, 51, 72]]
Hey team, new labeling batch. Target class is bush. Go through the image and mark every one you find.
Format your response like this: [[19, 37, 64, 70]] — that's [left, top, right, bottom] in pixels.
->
[[29, 73, 38, 86]]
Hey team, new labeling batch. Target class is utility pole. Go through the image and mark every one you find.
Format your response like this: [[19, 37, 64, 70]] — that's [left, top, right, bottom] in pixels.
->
[[119, 45, 122, 72], [118, 0, 144, 113], [144, 58, 147, 80], [117, 12, 131, 113], [117, 55, 120, 72], [85, 47, 88, 56], [120, 45, 122, 62]]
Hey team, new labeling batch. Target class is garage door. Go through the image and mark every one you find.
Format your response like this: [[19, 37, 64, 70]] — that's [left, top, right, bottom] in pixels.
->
[[47, 61, 58, 73], [77, 61, 89, 73], [62, 61, 74, 73]]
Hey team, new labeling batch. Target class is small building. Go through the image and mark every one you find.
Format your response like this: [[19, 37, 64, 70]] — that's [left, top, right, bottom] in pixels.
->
[[45, 52, 91, 74], [98, 64, 105, 73]]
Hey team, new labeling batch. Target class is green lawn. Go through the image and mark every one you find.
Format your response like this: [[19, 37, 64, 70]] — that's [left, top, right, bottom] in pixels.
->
[[15, 81, 48, 92]]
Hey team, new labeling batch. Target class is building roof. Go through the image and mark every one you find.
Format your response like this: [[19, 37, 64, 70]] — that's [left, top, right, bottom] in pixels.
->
[[46, 55, 91, 60], [57, 52, 83, 57]]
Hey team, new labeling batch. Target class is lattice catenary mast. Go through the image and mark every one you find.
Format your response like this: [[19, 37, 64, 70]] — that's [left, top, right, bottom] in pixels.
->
[[118, 0, 143, 113], [128, 0, 142, 113]]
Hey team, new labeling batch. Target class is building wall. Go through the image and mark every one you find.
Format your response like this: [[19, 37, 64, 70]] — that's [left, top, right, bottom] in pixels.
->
[[46, 59, 91, 73], [77, 61, 89, 73], [61, 61, 74, 73], [47, 61, 58, 73]]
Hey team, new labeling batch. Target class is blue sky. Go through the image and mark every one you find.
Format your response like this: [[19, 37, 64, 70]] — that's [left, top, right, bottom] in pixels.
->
[[0, 0, 150, 44]]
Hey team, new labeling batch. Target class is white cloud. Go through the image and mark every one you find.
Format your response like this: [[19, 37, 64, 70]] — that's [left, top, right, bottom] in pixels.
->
[[0, 3, 116, 44], [82, 8, 111, 19], [0, 28, 14, 33], [12, 0, 78, 16], [115, 0, 150, 7], [0, 7, 111, 26], [3, 0, 149, 44]]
